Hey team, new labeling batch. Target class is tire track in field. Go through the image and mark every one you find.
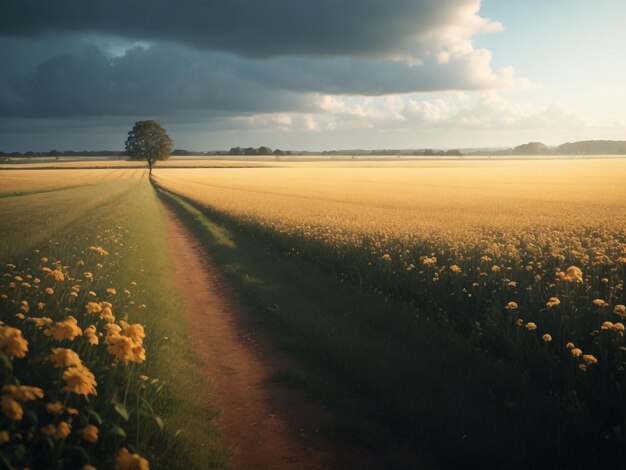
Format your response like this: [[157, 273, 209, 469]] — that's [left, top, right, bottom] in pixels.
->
[[163, 204, 415, 470]]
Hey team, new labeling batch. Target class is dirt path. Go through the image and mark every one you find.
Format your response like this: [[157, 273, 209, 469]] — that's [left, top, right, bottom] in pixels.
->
[[162, 203, 436, 470]]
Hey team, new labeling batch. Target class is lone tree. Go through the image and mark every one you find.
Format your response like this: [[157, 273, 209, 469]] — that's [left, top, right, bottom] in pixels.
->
[[125, 120, 173, 174]]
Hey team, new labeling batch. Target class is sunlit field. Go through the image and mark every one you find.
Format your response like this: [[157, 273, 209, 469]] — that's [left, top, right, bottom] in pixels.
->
[[2, 160, 626, 469], [154, 158, 626, 467]]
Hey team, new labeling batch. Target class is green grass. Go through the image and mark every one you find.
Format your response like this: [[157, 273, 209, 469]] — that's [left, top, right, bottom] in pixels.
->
[[0, 178, 228, 469], [156, 184, 602, 470]]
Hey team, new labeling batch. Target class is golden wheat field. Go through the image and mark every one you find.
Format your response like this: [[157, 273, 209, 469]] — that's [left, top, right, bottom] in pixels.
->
[[154, 159, 626, 233]]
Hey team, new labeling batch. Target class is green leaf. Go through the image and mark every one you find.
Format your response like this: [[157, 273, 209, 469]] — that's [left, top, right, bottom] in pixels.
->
[[107, 424, 127, 440], [153, 415, 164, 431], [112, 402, 130, 422], [88, 409, 103, 426]]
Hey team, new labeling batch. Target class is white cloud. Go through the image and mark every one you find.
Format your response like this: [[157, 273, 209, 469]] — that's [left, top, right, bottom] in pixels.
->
[[237, 92, 595, 135]]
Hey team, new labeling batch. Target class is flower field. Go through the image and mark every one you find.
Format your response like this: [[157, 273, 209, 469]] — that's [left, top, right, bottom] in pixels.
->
[[0, 172, 225, 470], [154, 159, 626, 467]]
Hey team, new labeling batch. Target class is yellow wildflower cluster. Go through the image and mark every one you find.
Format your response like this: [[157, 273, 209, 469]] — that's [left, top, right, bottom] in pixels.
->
[[1, 247, 151, 468]]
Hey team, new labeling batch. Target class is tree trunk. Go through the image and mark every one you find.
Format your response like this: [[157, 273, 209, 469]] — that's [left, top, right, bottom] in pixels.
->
[[148, 161, 153, 175]]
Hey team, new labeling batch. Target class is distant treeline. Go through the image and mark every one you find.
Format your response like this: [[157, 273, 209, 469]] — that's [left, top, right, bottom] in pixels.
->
[[0, 150, 125, 158], [2, 140, 626, 160], [469, 140, 626, 156]]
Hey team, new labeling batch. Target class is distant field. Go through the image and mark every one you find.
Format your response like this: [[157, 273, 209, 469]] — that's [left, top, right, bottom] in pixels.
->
[[154, 159, 626, 232], [1, 153, 624, 169], [0, 168, 144, 196]]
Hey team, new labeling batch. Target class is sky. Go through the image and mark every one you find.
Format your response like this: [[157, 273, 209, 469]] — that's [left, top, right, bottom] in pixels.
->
[[0, 0, 624, 152]]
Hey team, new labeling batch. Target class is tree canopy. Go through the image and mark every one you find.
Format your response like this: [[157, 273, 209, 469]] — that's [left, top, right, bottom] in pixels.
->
[[125, 120, 173, 174]]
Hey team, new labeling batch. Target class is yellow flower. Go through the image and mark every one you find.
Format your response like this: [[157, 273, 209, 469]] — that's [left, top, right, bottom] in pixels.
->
[[2, 385, 44, 402], [62, 365, 97, 397], [593, 299, 608, 307], [80, 424, 98, 444], [120, 321, 145, 344], [1, 395, 23, 421], [46, 348, 82, 368], [566, 342, 575, 350], [0, 326, 29, 358], [46, 401, 65, 415], [41, 422, 72, 440], [44, 316, 83, 341], [82, 465, 97, 470], [546, 297, 560, 308], [107, 336, 146, 364], [84, 325, 99, 345], [601, 321, 614, 330], [85, 302, 103, 314], [27, 316, 53, 328], [615, 305, 626, 316], [449, 264, 462, 273], [525, 322, 537, 331], [579, 364, 587, 372], [505, 301, 518, 311], [115, 448, 149, 470], [583, 354, 598, 365], [84, 271, 93, 279], [105, 323, 122, 340], [542, 334, 552, 342], [45, 287, 54, 295], [420, 256, 437, 266], [571, 348, 583, 357], [89, 246, 109, 256], [47, 270, 65, 282], [106, 288, 117, 295], [557, 266, 583, 283], [0, 430, 8, 444], [56, 421, 71, 439]]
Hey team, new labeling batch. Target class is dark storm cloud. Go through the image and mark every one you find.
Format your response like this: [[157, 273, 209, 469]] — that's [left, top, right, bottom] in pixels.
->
[[0, 40, 506, 119], [0, 44, 314, 118], [0, 0, 474, 58]]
